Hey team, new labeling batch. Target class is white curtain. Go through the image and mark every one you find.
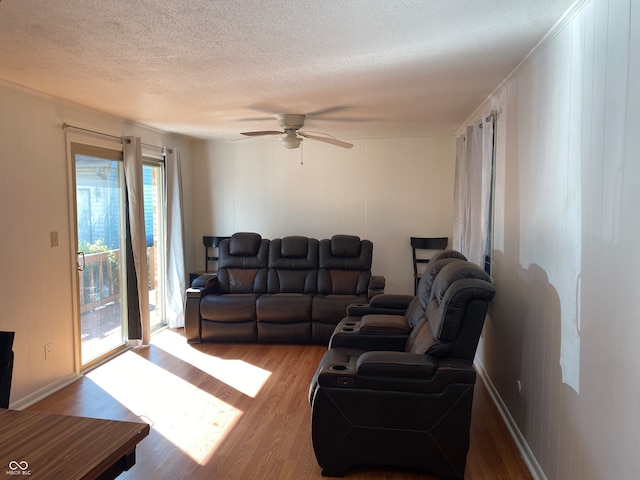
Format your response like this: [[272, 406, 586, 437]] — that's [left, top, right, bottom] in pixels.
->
[[123, 137, 151, 345], [165, 147, 186, 328], [453, 129, 469, 252], [453, 113, 495, 269]]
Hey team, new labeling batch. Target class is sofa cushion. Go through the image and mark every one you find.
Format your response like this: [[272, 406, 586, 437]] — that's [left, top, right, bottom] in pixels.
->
[[416, 257, 465, 309], [257, 293, 313, 322], [270, 269, 316, 293], [329, 270, 362, 295], [319, 237, 372, 271], [200, 293, 259, 322], [313, 294, 368, 325], [430, 261, 491, 305], [415, 261, 495, 358], [330, 235, 361, 257], [227, 269, 260, 293], [229, 232, 262, 256], [403, 297, 425, 329], [280, 236, 310, 258], [268, 237, 319, 293], [217, 232, 269, 294]]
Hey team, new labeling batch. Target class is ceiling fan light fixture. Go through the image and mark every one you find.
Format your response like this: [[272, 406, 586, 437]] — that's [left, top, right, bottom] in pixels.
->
[[239, 111, 352, 149], [280, 131, 302, 149]]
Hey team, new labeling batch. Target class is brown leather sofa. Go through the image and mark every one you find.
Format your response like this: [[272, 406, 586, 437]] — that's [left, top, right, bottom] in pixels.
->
[[184, 232, 385, 344], [308, 259, 495, 479]]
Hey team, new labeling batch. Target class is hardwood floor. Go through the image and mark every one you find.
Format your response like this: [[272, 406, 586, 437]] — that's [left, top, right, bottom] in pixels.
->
[[28, 328, 532, 480]]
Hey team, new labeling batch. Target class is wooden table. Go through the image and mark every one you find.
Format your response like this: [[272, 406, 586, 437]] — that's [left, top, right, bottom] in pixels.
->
[[0, 408, 149, 479]]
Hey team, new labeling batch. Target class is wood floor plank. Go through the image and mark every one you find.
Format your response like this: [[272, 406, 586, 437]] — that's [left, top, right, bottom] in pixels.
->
[[27, 329, 532, 480]]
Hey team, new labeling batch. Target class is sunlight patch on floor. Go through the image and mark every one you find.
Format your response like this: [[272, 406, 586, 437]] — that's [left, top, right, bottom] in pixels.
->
[[86, 351, 241, 465], [151, 329, 272, 398]]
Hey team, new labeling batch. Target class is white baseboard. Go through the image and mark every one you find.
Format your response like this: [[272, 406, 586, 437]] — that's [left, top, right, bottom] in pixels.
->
[[10, 373, 79, 410], [474, 360, 547, 480]]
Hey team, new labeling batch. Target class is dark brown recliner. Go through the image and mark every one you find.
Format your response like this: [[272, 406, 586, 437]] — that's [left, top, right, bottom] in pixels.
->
[[329, 250, 468, 351], [309, 261, 495, 479], [187, 232, 269, 342], [312, 235, 384, 344], [255, 236, 319, 342]]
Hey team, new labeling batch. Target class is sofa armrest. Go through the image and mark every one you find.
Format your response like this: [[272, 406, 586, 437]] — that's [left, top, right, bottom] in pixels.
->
[[356, 351, 437, 378], [346, 294, 412, 317], [329, 321, 408, 350], [367, 275, 385, 299], [184, 287, 204, 343], [185, 275, 221, 343], [317, 355, 476, 393], [360, 314, 411, 334], [192, 273, 218, 290], [370, 294, 412, 309]]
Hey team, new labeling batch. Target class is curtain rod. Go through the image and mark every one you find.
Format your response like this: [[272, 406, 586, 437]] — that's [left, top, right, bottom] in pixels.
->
[[62, 122, 167, 153], [485, 110, 498, 122], [478, 110, 499, 129]]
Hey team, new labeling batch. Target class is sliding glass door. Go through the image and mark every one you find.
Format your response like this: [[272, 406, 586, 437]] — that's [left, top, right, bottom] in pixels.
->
[[143, 161, 167, 332], [72, 143, 128, 366], [72, 143, 168, 367], [71, 143, 166, 367]]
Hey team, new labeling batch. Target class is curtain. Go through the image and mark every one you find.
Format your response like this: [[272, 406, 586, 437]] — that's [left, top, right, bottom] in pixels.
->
[[480, 114, 495, 272], [123, 137, 151, 345], [165, 147, 187, 328], [452, 133, 467, 252], [453, 113, 496, 270]]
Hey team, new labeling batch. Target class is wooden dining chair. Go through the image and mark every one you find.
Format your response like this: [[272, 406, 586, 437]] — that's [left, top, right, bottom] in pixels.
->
[[410, 237, 448, 294], [0, 331, 15, 408]]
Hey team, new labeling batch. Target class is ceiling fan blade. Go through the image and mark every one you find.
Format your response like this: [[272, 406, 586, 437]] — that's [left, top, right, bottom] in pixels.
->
[[305, 105, 351, 117], [238, 116, 276, 122], [240, 130, 283, 137], [298, 132, 353, 149], [306, 116, 378, 123]]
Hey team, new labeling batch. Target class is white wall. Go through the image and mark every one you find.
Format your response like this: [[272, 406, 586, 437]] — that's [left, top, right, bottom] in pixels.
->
[[0, 81, 194, 407], [190, 136, 455, 294], [473, 1, 640, 479]]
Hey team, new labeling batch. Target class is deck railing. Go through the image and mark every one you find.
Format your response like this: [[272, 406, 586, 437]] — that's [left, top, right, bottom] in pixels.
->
[[79, 247, 155, 313]]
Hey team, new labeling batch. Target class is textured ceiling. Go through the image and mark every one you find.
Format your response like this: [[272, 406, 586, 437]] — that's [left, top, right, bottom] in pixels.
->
[[0, 0, 574, 140]]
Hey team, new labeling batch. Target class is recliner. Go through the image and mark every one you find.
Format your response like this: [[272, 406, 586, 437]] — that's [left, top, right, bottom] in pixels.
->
[[196, 232, 269, 342], [256, 236, 319, 342], [312, 235, 381, 343], [309, 260, 495, 479], [329, 250, 467, 351]]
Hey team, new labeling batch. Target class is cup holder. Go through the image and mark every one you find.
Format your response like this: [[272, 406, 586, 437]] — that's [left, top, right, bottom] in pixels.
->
[[330, 364, 348, 371], [341, 327, 354, 332], [343, 322, 357, 327]]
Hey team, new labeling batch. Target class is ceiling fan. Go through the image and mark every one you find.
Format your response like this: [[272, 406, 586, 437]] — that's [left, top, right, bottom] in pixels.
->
[[239, 114, 353, 149]]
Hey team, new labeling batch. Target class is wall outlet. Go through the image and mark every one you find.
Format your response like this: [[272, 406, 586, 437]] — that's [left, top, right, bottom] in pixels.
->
[[50, 231, 59, 248], [45, 343, 53, 360]]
